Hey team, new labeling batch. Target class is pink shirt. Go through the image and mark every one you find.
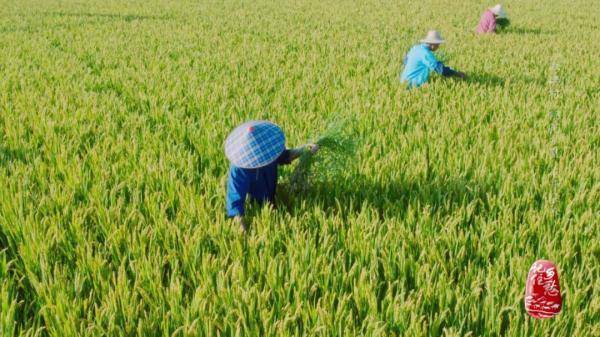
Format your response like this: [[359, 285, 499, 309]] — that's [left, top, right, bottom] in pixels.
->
[[476, 10, 497, 34]]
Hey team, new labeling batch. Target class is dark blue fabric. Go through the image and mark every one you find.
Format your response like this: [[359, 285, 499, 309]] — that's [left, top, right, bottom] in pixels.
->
[[226, 150, 292, 217], [441, 65, 457, 77]]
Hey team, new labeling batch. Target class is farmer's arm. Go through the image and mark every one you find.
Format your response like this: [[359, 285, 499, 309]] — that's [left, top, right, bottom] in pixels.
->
[[441, 65, 466, 78], [422, 50, 466, 79], [284, 144, 319, 163], [226, 166, 250, 230], [421, 50, 445, 75]]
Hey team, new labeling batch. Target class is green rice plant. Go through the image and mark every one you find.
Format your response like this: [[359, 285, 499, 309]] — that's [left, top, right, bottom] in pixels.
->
[[0, 0, 597, 336], [436, 50, 450, 64], [288, 118, 357, 194]]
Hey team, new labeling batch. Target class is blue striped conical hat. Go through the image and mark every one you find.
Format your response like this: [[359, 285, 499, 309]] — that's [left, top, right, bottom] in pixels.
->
[[224, 120, 285, 169]]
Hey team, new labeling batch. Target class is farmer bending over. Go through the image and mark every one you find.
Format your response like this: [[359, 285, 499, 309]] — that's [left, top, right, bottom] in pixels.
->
[[400, 30, 466, 89], [225, 120, 318, 232], [477, 4, 510, 34]]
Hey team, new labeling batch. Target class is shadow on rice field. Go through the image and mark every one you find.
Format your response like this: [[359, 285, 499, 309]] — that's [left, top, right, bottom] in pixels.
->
[[0, 145, 28, 167], [465, 73, 506, 88], [503, 27, 557, 35], [280, 173, 496, 221], [465, 72, 546, 88]]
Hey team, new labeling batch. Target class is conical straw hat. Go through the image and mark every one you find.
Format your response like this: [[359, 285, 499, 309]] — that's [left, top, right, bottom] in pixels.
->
[[490, 4, 508, 19], [225, 120, 285, 169], [420, 30, 445, 44]]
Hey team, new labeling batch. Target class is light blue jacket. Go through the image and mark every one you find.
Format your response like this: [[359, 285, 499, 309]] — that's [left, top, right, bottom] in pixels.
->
[[400, 44, 449, 88]]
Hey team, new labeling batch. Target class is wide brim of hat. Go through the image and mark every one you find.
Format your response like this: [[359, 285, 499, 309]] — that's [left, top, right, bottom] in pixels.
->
[[490, 7, 508, 18], [224, 120, 286, 169], [420, 38, 445, 44]]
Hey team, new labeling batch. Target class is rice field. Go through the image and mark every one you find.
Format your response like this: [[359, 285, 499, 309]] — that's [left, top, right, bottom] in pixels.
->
[[0, 0, 598, 336]]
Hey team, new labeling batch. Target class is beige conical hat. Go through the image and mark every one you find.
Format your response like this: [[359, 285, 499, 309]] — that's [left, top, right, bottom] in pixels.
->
[[420, 30, 445, 44], [490, 4, 508, 19]]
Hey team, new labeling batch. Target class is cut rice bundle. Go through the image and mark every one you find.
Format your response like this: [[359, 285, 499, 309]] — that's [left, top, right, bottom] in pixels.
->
[[288, 118, 357, 194]]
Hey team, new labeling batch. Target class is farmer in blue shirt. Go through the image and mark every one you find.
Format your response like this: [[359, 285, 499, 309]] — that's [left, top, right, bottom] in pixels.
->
[[400, 30, 466, 88], [224, 120, 318, 232]]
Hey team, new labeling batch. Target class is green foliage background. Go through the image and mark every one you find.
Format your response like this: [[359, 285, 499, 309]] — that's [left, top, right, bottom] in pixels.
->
[[0, 0, 598, 336]]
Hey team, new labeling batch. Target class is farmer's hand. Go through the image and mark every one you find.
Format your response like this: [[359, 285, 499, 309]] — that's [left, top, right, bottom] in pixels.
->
[[306, 143, 319, 154], [234, 216, 247, 233], [456, 71, 467, 79]]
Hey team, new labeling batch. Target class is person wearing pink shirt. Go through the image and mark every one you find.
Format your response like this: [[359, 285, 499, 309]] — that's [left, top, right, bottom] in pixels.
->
[[477, 4, 510, 34]]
